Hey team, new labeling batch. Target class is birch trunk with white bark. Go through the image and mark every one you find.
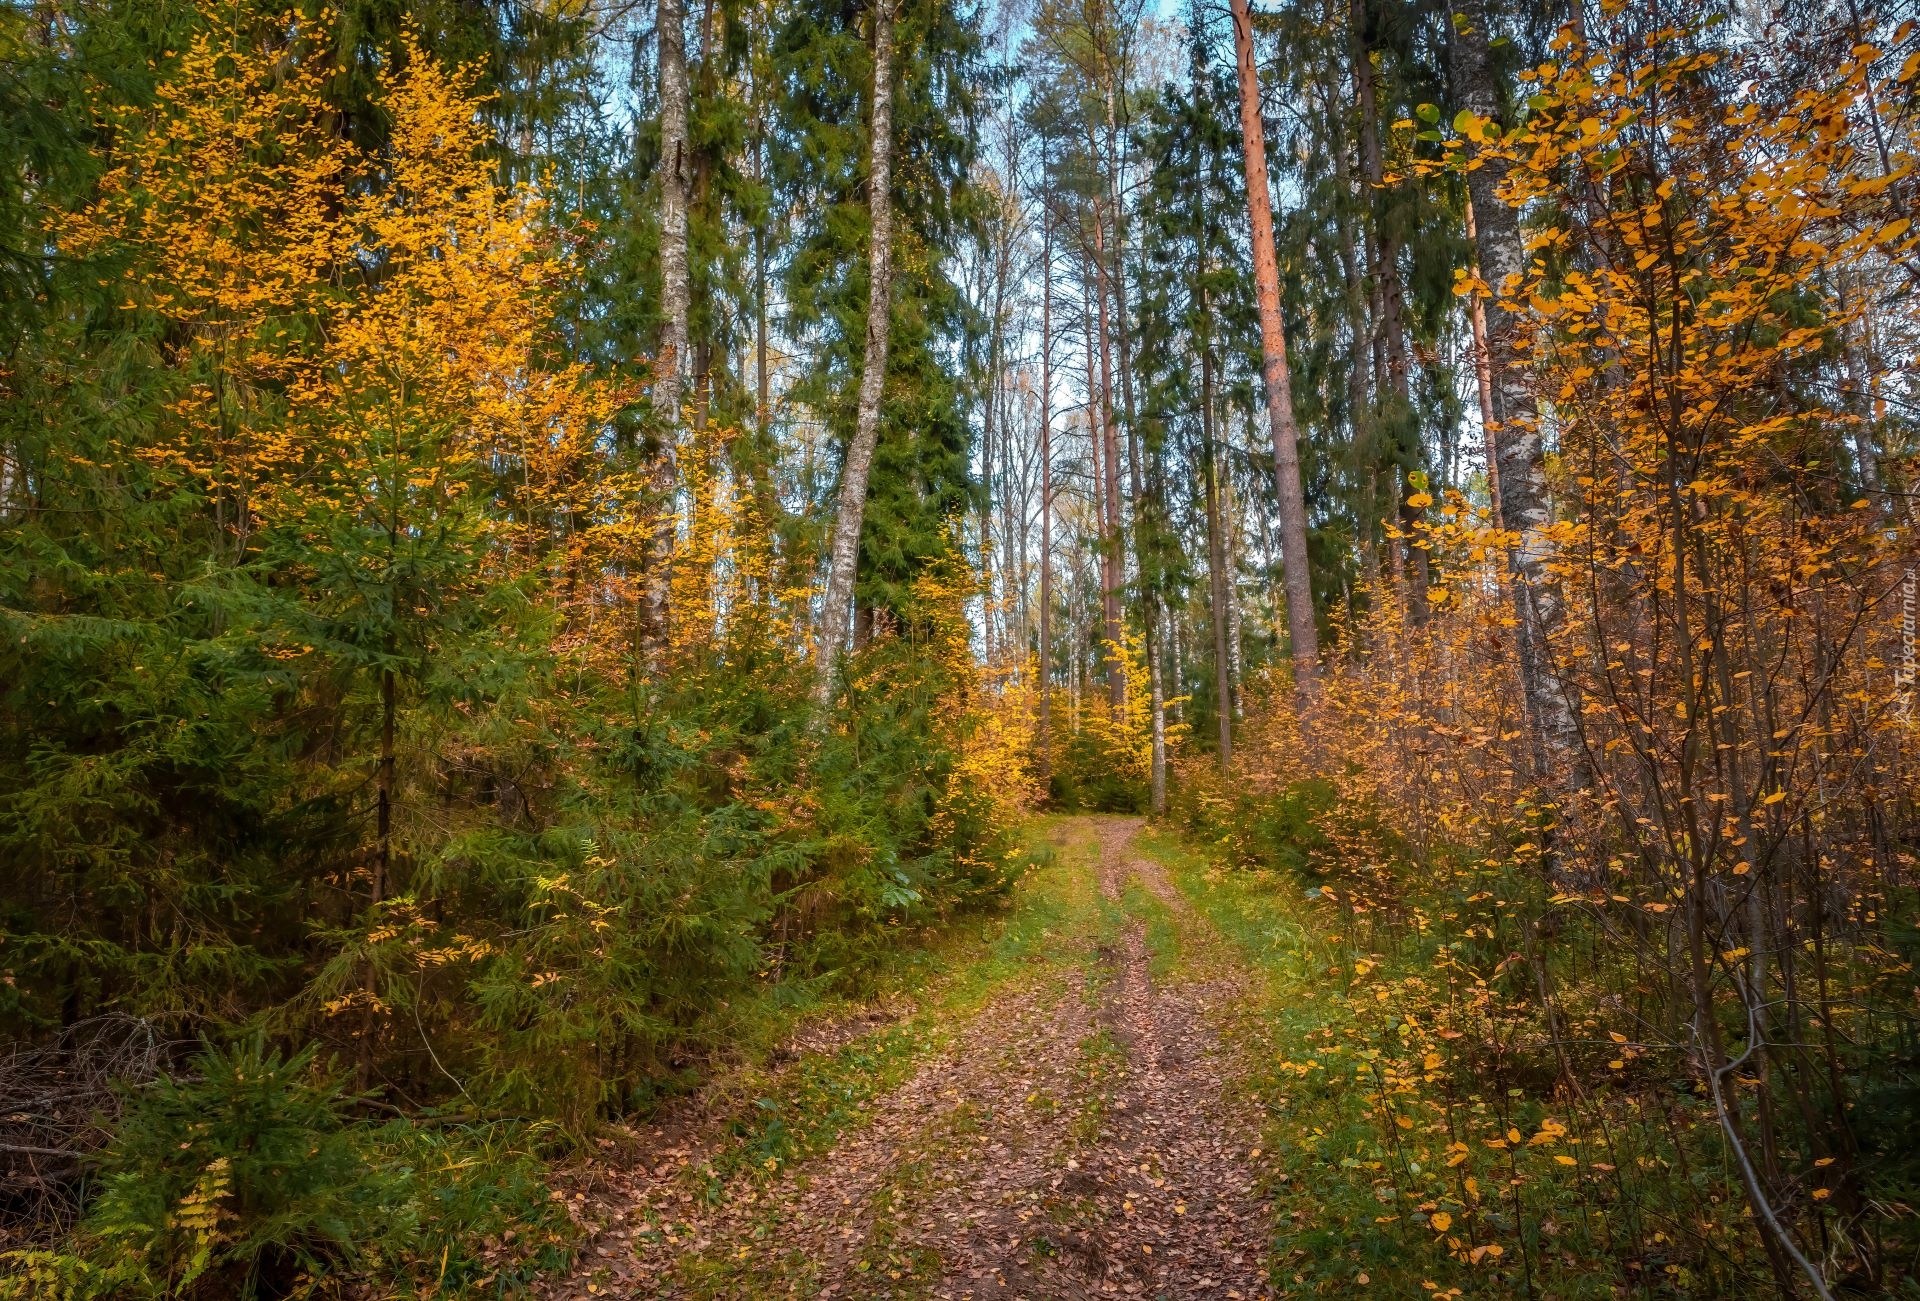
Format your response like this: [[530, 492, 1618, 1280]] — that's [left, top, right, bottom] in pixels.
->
[[814, 0, 897, 706], [656, 0, 691, 422], [640, 0, 693, 663], [1449, 0, 1579, 775]]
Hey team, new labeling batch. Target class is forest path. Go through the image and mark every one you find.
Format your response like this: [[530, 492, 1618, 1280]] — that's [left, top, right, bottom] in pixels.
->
[[549, 817, 1274, 1300]]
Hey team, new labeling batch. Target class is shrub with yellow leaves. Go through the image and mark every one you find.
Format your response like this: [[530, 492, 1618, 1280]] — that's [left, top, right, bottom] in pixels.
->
[[1187, 11, 1920, 1297]]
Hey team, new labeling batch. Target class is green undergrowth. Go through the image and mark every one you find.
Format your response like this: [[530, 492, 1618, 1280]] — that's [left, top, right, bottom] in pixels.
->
[[0, 1041, 578, 1301], [11, 824, 1086, 1301], [629, 818, 1079, 1122], [1135, 825, 1779, 1301]]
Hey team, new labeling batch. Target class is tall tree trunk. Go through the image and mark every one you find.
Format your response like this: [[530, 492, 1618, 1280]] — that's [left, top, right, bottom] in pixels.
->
[[1193, 97, 1234, 768], [1324, 38, 1374, 525], [1839, 274, 1883, 514], [981, 383, 996, 663], [1080, 267, 1113, 711], [746, 49, 776, 518], [1038, 201, 1055, 790], [981, 200, 1012, 662], [1229, 0, 1319, 683], [814, 0, 897, 706], [1199, 321, 1234, 769], [686, 0, 721, 434], [1223, 454, 1244, 709], [1004, 403, 1022, 655], [755, 217, 770, 440], [1348, 5, 1390, 569], [1101, 47, 1166, 812], [1002, 390, 1023, 653], [1449, 0, 1578, 775], [692, 339, 712, 430], [756, 169, 769, 443], [0, 444, 16, 520], [374, 661, 394, 905], [656, 0, 692, 422], [640, 0, 694, 664], [1090, 199, 1126, 714], [1463, 195, 1503, 525]]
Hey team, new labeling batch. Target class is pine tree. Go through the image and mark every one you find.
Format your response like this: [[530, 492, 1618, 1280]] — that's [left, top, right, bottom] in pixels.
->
[[1228, 0, 1319, 682], [1134, 33, 1260, 765]]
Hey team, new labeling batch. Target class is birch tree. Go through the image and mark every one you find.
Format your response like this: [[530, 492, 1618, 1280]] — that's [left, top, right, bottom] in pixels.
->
[[1447, 0, 1578, 775], [815, 0, 898, 704]]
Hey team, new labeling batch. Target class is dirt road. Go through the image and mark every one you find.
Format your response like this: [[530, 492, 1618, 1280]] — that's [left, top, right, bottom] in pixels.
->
[[548, 817, 1273, 1300]]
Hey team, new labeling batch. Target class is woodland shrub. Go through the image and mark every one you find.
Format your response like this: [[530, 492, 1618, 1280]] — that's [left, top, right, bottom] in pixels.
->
[[1171, 755, 1338, 875], [1050, 725, 1150, 813], [1175, 626, 1920, 1294], [1045, 634, 1157, 813]]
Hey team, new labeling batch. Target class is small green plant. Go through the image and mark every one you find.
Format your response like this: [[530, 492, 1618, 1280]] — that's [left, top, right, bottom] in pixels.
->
[[20, 1038, 578, 1299], [82, 1038, 369, 1297]]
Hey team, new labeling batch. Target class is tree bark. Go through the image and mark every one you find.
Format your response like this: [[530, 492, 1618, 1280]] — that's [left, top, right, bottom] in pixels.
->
[[1080, 267, 1112, 713], [1229, 0, 1319, 683], [1102, 46, 1167, 813], [1839, 275, 1883, 514], [756, 199, 769, 441], [656, 0, 692, 422], [756, 226, 770, 438], [1324, 36, 1374, 525], [687, 0, 720, 433], [1223, 455, 1244, 710], [1098, 48, 1167, 813], [1449, 0, 1579, 774], [0, 445, 17, 521], [981, 194, 1012, 662], [639, 0, 694, 664], [1463, 194, 1503, 525], [1200, 329, 1234, 768], [746, 54, 777, 518], [814, 0, 897, 706], [374, 662, 394, 906], [981, 378, 996, 663], [1002, 389, 1022, 653], [1090, 197, 1126, 714], [1038, 198, 1055, 790]]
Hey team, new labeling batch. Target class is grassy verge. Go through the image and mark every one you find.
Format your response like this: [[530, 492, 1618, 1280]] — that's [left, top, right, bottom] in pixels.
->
[[1136, 825, 1768, 1301]]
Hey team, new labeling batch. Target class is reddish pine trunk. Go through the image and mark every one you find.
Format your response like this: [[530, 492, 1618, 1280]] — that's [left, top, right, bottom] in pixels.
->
[[1229, 0, 1319, 682]]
